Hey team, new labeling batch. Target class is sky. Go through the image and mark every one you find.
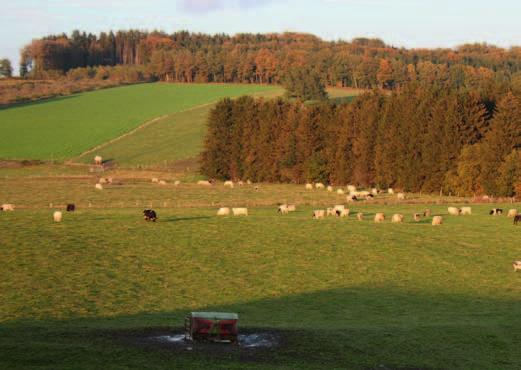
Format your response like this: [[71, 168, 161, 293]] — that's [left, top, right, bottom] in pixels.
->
[[2, 0, 521, 72]]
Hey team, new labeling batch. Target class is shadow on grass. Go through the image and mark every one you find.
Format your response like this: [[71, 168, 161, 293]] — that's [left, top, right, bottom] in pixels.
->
[[0, 94, 79, 111], [1, 286, 520, 369], [161, 216, 211, 223]]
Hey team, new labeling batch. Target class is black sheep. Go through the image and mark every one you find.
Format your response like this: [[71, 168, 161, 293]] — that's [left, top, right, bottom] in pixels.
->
[[143, 209, 157, 222]]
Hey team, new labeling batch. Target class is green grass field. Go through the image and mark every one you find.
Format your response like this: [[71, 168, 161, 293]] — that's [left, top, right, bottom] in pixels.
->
[[0, 83, 280, 161], [1, 172, 520, 369]]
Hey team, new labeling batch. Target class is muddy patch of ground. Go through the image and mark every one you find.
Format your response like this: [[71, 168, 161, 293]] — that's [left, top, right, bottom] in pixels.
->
[[106, 327, 284, 362], [0, 160, 44, 168]]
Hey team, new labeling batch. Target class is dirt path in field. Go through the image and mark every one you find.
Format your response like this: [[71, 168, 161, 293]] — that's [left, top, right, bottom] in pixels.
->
[[67, 101, 217, 165]]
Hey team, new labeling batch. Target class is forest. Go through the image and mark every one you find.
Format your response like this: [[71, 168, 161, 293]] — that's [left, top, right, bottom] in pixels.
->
[[201, 86, 521, 197], [18, 30, 521, 94]]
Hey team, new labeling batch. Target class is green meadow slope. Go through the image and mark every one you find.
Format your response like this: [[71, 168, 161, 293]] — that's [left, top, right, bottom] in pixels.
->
[[0, 193, 520, 369], [0, 83, 280, 161]]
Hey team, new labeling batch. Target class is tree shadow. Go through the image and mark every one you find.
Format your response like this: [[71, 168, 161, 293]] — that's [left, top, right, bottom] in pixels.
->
[[0, 94, 79, 111], [1, 286, 520, 369]]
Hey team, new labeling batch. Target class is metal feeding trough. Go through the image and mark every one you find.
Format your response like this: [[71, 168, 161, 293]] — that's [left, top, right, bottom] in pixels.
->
[[184, 312, 239, 343]]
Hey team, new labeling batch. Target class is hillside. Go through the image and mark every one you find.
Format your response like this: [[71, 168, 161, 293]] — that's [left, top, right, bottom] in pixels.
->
[[0, 83, 280, 161]]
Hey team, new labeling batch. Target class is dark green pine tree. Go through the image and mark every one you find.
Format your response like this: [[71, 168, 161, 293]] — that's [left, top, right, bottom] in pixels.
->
[[201, 98, 234, 179], [480, 92, 521, 195]]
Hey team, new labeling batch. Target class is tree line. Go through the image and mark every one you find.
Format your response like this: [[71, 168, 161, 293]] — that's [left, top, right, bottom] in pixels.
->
[[20, 30, 521, 93], [201, 86, 521, 197]]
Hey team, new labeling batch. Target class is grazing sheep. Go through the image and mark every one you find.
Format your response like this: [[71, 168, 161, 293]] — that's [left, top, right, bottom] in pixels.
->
[[305, 183, 313, 190], [247, 180, 252, 185], [313, 210, 326, 219], [357, 213, 364, 221], [397, 193, 405, 200], [327, 186, 333, 192], [224, 180, 234, 188], [413, 213, 421, 222], [337, 209, 350, 218], [337, 189, 345, 195], [507, 209, 518, 218], [66, 204, 75, 212], [143, 209, 157, 222], [391, 214, 404, 223], [448, 207, 461, 216], [346, 195, 357, 202], [151, 178, 159, 183], [217, 207, 230, 216], [347, 185, 357, 193], [374, 213, 385, 222], [99, 178, 108, 184], [53, 211, 62, 223], [315, 183, 325, 189], [174, 180, 181, 186], [514, 215, 521, 225], [287, 205, 297, 212], [95, 183, 103, 190], [106, 177, 113, 184], [1, 204, 14, 211], [232, 208, 248, 216], [371, 188, 378, 196], [327, 208, 336, 217], [358, 191, 370, 197], [489, 208, 503, 216], [460, 207, 472, 215], [424, 209, 432, 217], [278, 204, 289, 214], [159, 180, 167, 185], [237, 181, 244, 186], [334, 205, 345, 212], [94, 155, 103, 165], [197, 180, 212, 186], [432, 216, 443, 225], [388, 188, 394, 194], [513, 261, 521, 271]]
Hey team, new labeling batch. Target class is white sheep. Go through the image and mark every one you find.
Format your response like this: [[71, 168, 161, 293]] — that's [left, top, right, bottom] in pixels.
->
[[278, 204, 289, 214], [158, 180, 167, 185], [460, 207, 472, 215], [94, 155, 103, 165], [315, 183, 325, 189], [232, 207, 248, 216], [391, 214, 404, 223], [413, 213, 422, 222], [356, 213, 364, 221], [339, 209, 350, 218], [388, 188, 394, 194], [197, 180, 212, 186], [246, 180, 252, 185], [507, 209, 518, 218], [1, 204, 14, 211], [448, 207, 461, 216], [224, 180, 234, 188], [95, 183, 103, 190], [305, 183, 313, 190], [334, 205, 345, 212], [217, 207, 230, 216], [99, 178, 108, 184], [432, 216, 443, 225], [174, 180, 181, 186], [513, 261, 521, 272], [327, 208, 336, 216], [327, 185, 333, 192], [374, 213, 385, 222], [313, 210, 326, 219], [371, 188, 378, 196], [287, 205, 296, 212], [337, 189, 345, 195], [151, 178, 159, 183], [397, 193, 405, 200], [347, 185, 356, 193], [53, 211, 62, 223]]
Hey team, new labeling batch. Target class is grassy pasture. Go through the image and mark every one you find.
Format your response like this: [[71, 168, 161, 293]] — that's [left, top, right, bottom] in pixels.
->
[[0, 83, 280, 161], [1, 172, 521, 369], [73, 86, 355, 169]]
